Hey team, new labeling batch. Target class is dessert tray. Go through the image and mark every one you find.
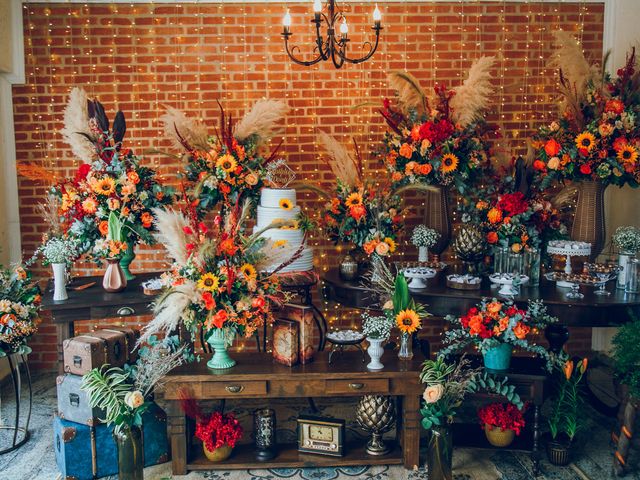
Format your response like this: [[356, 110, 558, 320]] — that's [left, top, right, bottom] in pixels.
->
[[489, 273, 529, 297], [446, 274, 482, 290], [402, 266, 437, 289], [545, 263, 622, 298]]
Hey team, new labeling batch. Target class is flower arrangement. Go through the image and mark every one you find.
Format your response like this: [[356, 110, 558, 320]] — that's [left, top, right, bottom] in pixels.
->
[[532, 33, 640, 189], [34, 237, 80, 266], [161, 100, 288, 215], [92, 212, 129, 260], [140, 199, 294, 345], [54, 88, 174, 259], [388, 274, 426, 336], [0, 266, 40, 356], [478, 402, 526, 436], [361, 311, 393, 340], [440, 298, 558, 370], [195, 412, 244, 453], [411, 225, 440, 248], [378, 58, 495, 194], [612, 226, 640, 253], [547, 357, 588, 442], [82, 335, 190, 434]]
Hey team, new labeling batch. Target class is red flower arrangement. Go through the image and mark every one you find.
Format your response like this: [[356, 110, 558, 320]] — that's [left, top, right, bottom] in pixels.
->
[[195, 412, 243, 452], [478, 402, 526, 436]]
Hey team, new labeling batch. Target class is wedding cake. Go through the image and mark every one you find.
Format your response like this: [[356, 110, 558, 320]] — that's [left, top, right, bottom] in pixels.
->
[[254, 188, 314, 273]]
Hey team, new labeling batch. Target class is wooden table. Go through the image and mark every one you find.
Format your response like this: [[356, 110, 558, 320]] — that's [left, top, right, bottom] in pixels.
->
[[41, 272, 160, 373], [162, 351, 425, 474]]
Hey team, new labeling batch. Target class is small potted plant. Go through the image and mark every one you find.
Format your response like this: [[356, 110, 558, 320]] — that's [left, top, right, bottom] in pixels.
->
[[612, 226, 640, 289], [195, 411, 244, 462], [546, 357, 588, 465], [411, 225, 440, 263], [478, 402, 526, 447], [362, 311, 393, 370], [34, 237, 79, 301]]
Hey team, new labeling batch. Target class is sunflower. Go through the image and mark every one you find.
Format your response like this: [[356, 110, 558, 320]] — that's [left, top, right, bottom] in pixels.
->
[[440, 153, 459, 173], [345, 192, 363, 207], [197, 273, 220, 292], [240, 263, 257, 279], [575, 132, 596, 152], [384, 237, 397, 253], [92, 177, 116, 196], [617, 144, 638, 164], [273, 239, 288, 249], [279, 198, 293, 210], [216, 154, 237, 173], [396, 309, 421, 334]]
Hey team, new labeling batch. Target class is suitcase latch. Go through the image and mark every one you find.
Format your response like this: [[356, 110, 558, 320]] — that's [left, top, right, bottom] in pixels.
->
[[73, 355, 82, 367], [69, 393, 80, 407]]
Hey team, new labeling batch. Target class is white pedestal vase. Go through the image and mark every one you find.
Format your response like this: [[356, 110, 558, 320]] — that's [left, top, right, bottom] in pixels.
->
[[366, 337, 386, 371], [617, 252, 635, 290], [51, 263, 68, 301], [418, 246, 429, 263]]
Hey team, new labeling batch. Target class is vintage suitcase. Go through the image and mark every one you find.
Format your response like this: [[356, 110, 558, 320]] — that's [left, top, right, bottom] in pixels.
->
[[63, 331, 127, 375], [54, 402, 169, 480], [103, 327, 141, 363], [281, 304, 315, 364], [57, 374, 105, 426]]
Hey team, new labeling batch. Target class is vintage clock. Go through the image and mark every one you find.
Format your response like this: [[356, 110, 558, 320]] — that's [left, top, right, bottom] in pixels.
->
[[297, 415, 345, 457]]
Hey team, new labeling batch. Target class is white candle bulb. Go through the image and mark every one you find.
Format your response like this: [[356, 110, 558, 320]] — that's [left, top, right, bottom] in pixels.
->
[[340, 18, 348, 35], [283, 9, 292, 28], [313, 0, 322, 13], [373, 4, 382, 22]]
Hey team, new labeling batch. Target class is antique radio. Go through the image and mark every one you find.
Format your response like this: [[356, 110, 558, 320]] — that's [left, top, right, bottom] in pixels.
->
[[297, 415, 345, 457]]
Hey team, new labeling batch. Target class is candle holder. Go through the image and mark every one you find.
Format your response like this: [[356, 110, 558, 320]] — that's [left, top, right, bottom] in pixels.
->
[[254, 408, 277, 461]]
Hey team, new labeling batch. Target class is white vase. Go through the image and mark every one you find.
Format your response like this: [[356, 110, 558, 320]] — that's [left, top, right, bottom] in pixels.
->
[[418, 246, 429, 263], [52, 263, 68, 301], [618, 252, 635, 289], [366, 337, 385, 371]]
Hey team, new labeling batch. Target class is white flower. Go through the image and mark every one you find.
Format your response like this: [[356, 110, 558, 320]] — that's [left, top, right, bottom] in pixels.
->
[[411, 225, 440, 248], [0, 299, 11, 313], [423, 384, 444, 404], [124, 390, 145, 409], [362, 312, 393, 340]]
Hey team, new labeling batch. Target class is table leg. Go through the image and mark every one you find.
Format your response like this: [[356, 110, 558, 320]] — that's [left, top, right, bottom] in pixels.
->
[[167, 401, 188, 475], [56, 321, 75, 375], [402, 394, 421, 470]]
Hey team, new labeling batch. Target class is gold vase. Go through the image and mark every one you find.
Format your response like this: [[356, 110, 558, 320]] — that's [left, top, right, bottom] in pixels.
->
[[355, 395, 395, 456], [423, 185, 451, 255], [570, 180, 606, 260], [484, 424, 515, 447], [203, 443, 233, 462]]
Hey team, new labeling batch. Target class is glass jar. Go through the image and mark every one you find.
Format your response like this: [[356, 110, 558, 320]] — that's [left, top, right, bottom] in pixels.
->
[[625, 259, 640, 294], [524, 248, 541, 287], [618, 251, 636, 290], [508, 253, 524, 276], [493, 247, 509, 274], [398, 333, 413, 360]]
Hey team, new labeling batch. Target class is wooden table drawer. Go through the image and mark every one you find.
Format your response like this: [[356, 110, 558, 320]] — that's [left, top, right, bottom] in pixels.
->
[[202, 380, 267, 397], [326, 378, 389, 394]]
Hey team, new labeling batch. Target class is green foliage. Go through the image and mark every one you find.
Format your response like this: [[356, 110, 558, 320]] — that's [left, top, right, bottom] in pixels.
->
[[547, 357, 587, 440], [393, 274, 410, 314], [468, 372, 524, 410], [107, 211, 123, 242], [612, 313, 640, 399]]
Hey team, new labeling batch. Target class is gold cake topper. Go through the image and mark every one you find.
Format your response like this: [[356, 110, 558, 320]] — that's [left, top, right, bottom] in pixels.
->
[[265, 159, 296, 188]]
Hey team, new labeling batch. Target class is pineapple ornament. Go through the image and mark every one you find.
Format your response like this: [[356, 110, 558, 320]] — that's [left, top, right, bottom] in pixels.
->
[[355, 395, 396, 456], [452, 224, 487, 274]]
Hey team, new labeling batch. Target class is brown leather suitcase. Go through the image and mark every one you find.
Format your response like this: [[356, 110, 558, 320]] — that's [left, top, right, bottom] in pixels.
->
[[103, 327, 140, 363], [63, 331, 127, 375]]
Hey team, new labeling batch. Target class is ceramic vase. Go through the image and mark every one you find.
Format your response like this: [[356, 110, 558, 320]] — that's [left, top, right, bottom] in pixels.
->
[[203, 443, 233, 462], [398, 333, 413, 360], [366, 337, 386, 371], [119, 240, 136, 281], [113, 425, 143, 480], [617, 252, 635, 289], [103, 258, 127, 293], [484, 424, 515, 447], [207, 329, 236, 369], [570, 180, 606, 260], [418, 246, 429, 263], [482, 343, 512, 371], [427, 426, 453, 480], [51, 263, 68, 301]]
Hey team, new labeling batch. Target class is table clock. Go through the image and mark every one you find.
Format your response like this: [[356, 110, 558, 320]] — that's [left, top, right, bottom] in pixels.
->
[[297, 415, 345, 457]]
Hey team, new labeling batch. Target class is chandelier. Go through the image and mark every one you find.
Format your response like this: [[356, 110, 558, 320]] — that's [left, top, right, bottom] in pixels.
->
[[281, 1, 382, 69]]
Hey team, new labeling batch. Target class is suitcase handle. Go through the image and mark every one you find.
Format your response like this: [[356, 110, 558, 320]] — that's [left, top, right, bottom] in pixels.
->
[[73, 355, 82, 368], [69, 393, 80, 407]]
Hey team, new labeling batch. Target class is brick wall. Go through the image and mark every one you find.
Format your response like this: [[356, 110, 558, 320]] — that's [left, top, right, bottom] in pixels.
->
[[13, 2, 604, 370]]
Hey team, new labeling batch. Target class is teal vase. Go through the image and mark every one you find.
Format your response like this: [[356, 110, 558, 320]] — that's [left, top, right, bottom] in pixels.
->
[[482, 343, 512, 371], [207, 329, 236, 369], [119, 240, 136, 281]]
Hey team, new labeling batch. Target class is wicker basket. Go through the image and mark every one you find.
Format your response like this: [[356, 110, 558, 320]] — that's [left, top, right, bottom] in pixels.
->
[[570, 180, 606, 260]]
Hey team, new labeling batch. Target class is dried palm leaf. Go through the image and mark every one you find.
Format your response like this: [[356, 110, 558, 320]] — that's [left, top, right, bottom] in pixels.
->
[[450, 56, 495, 127], [61, 87, 96, 163], [152, 207, 191, 265], [317, 130, 361, 187], [388, 71, 428, 114], [233, 99, 289, 143], [37, 194, 63, 237], [160, 106, 210, 151], [16, 162, 59, 185]]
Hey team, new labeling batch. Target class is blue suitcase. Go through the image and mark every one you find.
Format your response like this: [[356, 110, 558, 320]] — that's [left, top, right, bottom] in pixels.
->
[[54, 402, 169, 479]]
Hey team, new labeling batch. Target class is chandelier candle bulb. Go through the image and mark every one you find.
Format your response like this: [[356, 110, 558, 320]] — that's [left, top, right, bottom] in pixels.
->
[[373, 4, 382, 26], [340, 18, 348, 37], [283, 9, 291, 34]]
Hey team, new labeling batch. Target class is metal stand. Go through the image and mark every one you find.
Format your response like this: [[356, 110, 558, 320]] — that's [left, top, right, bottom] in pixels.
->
[[0, 353, 32, 455]]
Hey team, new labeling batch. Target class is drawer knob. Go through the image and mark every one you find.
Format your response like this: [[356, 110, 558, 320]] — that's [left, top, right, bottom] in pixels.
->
[[117, 306, 135, 316], [225, 385, 244, 394], [349, 383, 364, 390]]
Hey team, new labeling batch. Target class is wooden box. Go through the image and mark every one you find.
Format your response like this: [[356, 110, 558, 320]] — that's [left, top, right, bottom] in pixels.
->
[[280, 304, 315, 364], [63, 330, 127, 375], [272, 319, 299, 366]]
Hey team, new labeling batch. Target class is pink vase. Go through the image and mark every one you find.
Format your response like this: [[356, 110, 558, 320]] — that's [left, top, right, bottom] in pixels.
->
[[103, 258, 127, 293]]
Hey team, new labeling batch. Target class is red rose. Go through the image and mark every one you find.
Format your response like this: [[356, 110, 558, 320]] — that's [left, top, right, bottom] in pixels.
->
[[75, 163, 92, 182], [183, 225, 194, 235], [252, 297, 266, 309], [544, 139, 561, 157], [578, 147, 589, 157], [486, 231, 499, 244], [533, 160, 546, 171], [496, 192, 528, 216], [580, 164, 592, 175]]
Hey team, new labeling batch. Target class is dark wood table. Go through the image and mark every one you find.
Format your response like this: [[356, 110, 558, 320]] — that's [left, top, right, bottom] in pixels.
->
[[323, 268, 640, 351], [162, 351, 425, 474], [41, 272, 160, 373]]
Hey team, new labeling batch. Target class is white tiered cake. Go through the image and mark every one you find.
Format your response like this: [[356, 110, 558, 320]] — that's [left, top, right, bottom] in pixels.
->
[[254, 188, 314, 273]]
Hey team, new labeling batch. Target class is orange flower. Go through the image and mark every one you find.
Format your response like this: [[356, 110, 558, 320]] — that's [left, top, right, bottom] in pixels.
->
[[391, 171, 403, 182], [386, 150, 398, 166], [349, 204, 367, 222], [579, 358, 588, 374], [98, 220, 109, 237], [605, 99, 624, 114], [486, 301, 502, 314], [511, 243, 522, 253], [418, 163, 433, 175], [486, 231, 499, 244], [127, 171, 140, 184], [468, 314, 484, 336], [487, 208, 503, 224], [210, 309, 228, 329], [405, 161, 418, 174], [544, 139, 561, 157], [476, 201, 488, 210], [363, 240, 378, 255], [410, 125, 421, 141], [202, 291, 216, 311], [513, 322, 530, 339], [218, 238, 239, 256], [82, 197, 98, 214], [564, 360, 574, 380], [533, 160, 546, 171], [155, 191, 164, 201], [399, 143, 414, 159], [141, 212, 153, 228], [330, 198, 340, 214], [498, 316, 509, 332]]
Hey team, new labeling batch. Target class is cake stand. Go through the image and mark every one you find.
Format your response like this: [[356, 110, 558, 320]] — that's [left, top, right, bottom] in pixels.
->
[[326, 330, 366, 364], [489, 273, 529, 297], [402, 266, 437, 289], [584, 263, 623, 296], [547, 242, 592, 288]]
